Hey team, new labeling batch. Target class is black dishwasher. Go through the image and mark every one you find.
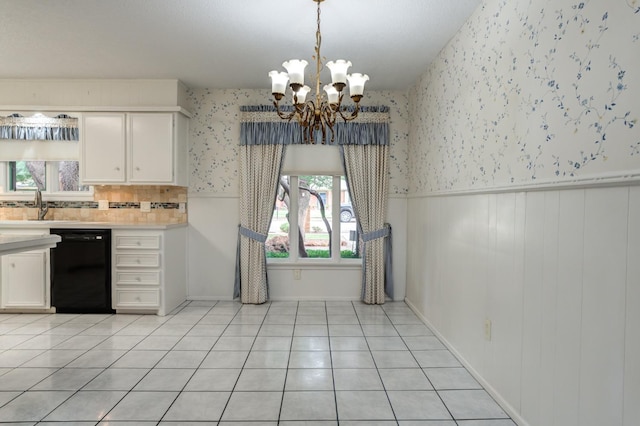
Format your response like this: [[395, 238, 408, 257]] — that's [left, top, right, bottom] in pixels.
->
[[50, 229, 114, 314]]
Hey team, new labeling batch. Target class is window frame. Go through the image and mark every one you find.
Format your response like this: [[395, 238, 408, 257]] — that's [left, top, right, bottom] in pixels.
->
[[268, 174, 361, 266], [0, 161, 94, 201]]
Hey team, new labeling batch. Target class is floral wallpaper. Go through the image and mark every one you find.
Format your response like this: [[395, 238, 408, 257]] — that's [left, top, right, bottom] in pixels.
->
[[186, 88, 409, 195], [409, 0, 640, 194]]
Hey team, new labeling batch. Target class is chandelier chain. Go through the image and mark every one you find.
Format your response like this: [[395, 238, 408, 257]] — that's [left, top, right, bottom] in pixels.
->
[[315, 1, 324, 104]]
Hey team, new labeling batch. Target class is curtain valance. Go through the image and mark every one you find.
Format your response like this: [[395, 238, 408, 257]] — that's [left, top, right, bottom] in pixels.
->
[[0, 113, 79, 141], [240, 105, 389, 146]]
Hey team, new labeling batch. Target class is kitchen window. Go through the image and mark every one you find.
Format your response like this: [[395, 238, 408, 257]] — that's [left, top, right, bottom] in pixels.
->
[[267, 174, 360, 263], [0, 161, 92, 200], [0, 112, 91, 200]]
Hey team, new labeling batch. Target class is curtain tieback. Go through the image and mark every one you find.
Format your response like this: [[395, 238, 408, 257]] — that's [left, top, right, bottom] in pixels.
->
[[239, 225, 268, 243], [361, 224, 390, 242]]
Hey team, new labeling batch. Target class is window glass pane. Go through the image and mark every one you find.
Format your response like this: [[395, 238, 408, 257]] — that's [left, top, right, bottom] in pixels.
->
[[340, 177, 360, 258], [299, 175, 332, 259], [267, 175, 291, 259], [54, 161, 89, 192], [10, 161, 45, 191]]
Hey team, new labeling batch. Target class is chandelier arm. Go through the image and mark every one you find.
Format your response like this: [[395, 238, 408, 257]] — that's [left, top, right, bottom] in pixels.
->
[[301, 100, 315, 127], [337, 101, 361, 122], [321, 102, 336, 143], [273, 100, 297, 121]]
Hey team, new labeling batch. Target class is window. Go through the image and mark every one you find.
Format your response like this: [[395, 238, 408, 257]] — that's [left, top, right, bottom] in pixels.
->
[[0, 161, 91, 197], [267, 174, 360, 262]]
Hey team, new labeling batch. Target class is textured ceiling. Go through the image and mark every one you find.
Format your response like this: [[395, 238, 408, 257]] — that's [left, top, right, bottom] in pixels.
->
[[0, 0, 481, 90]]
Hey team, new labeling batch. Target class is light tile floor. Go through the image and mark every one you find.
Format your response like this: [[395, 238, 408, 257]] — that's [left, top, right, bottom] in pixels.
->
[[0, 300, 516, 425]]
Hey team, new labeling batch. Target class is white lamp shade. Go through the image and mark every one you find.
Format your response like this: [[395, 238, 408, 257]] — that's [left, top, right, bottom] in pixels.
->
[[326, 60, 352, 84], [324, 84, 340, 104], [294, 85, 311, 104], [269, 71, 289, 95], [283, 60, 308, 86], [347, 73, 369, 96]]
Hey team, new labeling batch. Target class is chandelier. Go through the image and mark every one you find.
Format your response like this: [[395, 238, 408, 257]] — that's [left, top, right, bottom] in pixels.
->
[[268, 0, 369, 144]]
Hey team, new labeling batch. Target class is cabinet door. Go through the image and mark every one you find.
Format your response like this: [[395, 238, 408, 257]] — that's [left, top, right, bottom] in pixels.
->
[[81, 113, 126, 183], [1, 251, 48, 308], [128, 113, 174, 183]]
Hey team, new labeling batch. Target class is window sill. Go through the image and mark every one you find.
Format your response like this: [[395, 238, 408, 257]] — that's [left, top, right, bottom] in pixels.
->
[[0, 191, 94, 202], [267, 259, 362, 270]]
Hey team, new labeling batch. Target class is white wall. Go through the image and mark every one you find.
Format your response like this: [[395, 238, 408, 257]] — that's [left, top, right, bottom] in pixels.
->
[[185, 89, 409, 301], [406, 0, 640, 424], [407, 185, 640, 426], [0, 79, 188, 109]]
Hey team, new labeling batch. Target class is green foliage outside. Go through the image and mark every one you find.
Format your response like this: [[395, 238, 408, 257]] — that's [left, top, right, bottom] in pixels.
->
[[266, 250, 359, 259], [299, 175, 333, 190], [13, 161, 38, 189]]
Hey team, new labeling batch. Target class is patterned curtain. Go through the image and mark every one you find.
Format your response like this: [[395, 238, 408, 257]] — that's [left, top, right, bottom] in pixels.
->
[[236, 105, 391, 304], [0, 113, 79, 140], [234, 143, 286, 304], [341, 144, 392, 304]]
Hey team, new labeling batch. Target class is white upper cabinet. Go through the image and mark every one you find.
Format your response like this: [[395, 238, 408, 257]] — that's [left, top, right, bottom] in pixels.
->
[[80, 112, 188, 186], [128, 113, 173, 183], [81, 113, 126, 183]]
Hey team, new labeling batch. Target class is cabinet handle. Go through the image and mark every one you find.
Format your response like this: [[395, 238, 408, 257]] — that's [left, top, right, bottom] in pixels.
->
[[115, 167, 120, 171], [136, 167, 141, 171], [136, 259, 141, 264], [136, 277, 141, 281]]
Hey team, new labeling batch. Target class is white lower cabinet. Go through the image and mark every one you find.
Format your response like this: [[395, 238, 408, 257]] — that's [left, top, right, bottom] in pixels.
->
[[1, 250, 49, 309], [112, 228, 186, 315], [0, 229, 50, 310]]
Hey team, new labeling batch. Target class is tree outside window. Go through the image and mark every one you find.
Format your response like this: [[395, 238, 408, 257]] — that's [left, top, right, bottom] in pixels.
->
[[9, 161, 88, 192], [267, 175, 360, 260]]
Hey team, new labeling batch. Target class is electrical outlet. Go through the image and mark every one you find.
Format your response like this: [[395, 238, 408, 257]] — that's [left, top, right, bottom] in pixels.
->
[[293, 269, 301, 280], [140, 201, 151, 213], [98, 200, 109, 210], [179, 202, 186, 213], [484, 319, 492, 341]]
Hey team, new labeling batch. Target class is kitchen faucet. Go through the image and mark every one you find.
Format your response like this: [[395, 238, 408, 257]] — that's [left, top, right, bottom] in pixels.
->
[[34, 188, 49, 220]]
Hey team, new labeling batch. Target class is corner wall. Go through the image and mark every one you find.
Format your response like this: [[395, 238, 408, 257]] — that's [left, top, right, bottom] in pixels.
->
[[185, 89, 409, 300], [406, 0, 640, 425]]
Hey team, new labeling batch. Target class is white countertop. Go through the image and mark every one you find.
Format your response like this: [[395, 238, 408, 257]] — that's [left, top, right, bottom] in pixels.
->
[[0, 221, 187, 230], [0, 234, 61, 256]]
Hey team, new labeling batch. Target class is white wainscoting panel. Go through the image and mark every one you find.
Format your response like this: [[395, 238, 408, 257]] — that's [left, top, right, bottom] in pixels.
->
[[187, 195, 406, 301], [625, 185, 640, 426], [579, 187, 628, 426], [187, 196, 239, 299], [406, 184, 640, 426]]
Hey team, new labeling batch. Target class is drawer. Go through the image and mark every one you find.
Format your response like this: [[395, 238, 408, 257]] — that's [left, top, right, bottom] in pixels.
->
[[114, 289, 160, 308], [115, 253, 160, 268], [115, 235, 161, 250], [115, 271, 160, 286]]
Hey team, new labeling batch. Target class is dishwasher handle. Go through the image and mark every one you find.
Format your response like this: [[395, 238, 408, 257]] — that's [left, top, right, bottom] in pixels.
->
[[58, 233, 107, 242]]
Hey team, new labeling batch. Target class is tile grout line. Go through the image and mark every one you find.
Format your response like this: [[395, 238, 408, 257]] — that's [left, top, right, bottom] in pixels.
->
[[154, 300, 223, 424], [276, 300, 299, 424]]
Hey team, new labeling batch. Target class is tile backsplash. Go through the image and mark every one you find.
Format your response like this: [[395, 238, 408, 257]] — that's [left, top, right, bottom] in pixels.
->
[[0, 185, 187, 223]]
